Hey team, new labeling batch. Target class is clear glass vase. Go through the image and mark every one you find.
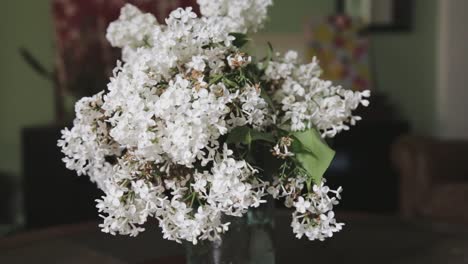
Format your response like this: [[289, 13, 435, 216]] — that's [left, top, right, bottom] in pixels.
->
[[185, 199, 275, 264]]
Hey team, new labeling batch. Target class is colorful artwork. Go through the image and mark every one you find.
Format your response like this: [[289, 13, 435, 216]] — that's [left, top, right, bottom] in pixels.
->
[[306, 15, 372, 91]]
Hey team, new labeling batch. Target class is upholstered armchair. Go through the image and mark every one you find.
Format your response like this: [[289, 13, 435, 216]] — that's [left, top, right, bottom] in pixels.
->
[[391, 135, 468, 224]]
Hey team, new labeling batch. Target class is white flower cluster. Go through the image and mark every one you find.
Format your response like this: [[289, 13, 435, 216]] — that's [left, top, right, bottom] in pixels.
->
[[268, 176, 344, 241], [92, 144, 266, 244], [265, 51, 370, 137], [106, 4, 158, 49], [96, 160, 166, 237], [59, 3, 272, 243], [291, 183, 344, 241], [57, 92, 121, 190], [271, 136, 295, 159], [102, 5, 273, 169], [197, 0, 272, 33], [58, 1, 369, 245]]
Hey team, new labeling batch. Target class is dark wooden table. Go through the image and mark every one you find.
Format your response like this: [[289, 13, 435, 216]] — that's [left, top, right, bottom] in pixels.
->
[[1, 212, 468, 264]]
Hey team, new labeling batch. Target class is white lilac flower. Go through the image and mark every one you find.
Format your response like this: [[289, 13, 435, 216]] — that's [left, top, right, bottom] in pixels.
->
[[196, 145, 268, 217], [266, 52, 370, 137], [237, 84, 273, 130], [293, 196, 311, 214], [267, 173, 308, 199], [96, 160, 166, 237], [290, 182, 344, 241], [227, 53, 252, 69], [197, 0, 272, 33], [58, 2, 368, 244], [57, 92, 121, 190], [271, 136, 295, 158], [106, 4, 158, 49]]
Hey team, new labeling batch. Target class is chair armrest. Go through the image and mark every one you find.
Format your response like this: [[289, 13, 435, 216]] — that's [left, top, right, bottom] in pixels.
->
[[391, 135, 433, 217], [421, 140, 468, 183]]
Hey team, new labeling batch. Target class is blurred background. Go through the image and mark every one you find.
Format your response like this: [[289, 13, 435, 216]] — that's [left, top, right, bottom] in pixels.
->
[[0, 0, 467, 263]]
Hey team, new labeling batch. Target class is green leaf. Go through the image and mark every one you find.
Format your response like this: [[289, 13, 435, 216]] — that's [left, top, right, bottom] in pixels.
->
[[245, 130, 252, 149], [222, 77, 238, 88], [208, 74, 223, 85], [226, 126, 251, 145], [267, 42, 274, 61], [250, 130, 275, 143], [229, 33, 250, 48], [226, 126, 275, 146], [261, 42, 274, 70], [290, 129, 335, 189]]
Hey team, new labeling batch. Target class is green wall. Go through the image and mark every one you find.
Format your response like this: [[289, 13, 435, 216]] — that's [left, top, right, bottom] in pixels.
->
[[263, 0, 437, 133], [264, 0, 335, 33], [0, 1, 55, 176], [0, 0, 438, 177], [371, 0, 437, 133]]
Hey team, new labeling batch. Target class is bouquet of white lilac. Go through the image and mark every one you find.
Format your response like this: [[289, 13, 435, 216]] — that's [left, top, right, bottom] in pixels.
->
[[58, 0, 370, 245]]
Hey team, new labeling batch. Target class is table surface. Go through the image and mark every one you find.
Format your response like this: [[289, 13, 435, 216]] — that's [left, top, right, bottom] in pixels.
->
[[1, 212, 468, 264]]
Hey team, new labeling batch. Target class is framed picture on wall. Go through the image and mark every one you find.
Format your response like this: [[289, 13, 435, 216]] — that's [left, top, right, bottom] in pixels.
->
[[336, 0, 412, 32]]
